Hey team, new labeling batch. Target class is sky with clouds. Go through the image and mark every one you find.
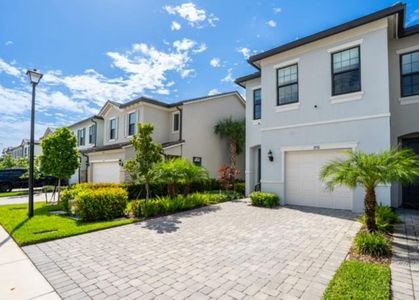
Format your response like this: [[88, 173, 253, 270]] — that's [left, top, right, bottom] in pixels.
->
[[0, 0, 418, 150]]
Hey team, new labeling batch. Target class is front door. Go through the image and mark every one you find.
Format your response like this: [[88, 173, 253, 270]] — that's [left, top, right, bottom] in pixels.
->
[[403, 138, 419, 208]]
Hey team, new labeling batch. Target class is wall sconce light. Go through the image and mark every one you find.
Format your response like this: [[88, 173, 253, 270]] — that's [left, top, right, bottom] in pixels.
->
[[118, 159, 124, 167], [268, 150, 274, 162]]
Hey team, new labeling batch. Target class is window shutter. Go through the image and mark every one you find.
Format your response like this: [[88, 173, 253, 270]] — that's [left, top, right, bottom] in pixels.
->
[[124, 115, 128, 137], [116, 117, 119, 139]]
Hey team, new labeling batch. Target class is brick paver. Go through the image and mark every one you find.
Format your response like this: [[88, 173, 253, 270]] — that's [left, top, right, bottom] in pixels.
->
[[391, 209, 419, 300], [24, 200, 359, 299]]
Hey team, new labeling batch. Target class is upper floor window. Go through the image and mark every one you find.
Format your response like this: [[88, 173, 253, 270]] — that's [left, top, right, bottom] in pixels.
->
[[401, 51, 419, 97], [172, 112, 180, 132], [332, 46, 361, 96], [128, 112, 136, 136], [77, 128, 85, 146], [253, 88, 261, 120], [277, 64, 298, 105], [88, 124, 96, 144], [110, 119, 116, 140]]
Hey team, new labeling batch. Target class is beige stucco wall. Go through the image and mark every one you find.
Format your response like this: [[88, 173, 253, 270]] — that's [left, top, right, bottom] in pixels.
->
[[182, 94, 245, 179]]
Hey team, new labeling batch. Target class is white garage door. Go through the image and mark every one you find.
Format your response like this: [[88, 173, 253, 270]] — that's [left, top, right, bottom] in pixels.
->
[[92, 162, 120, 183], [285, 149, 352, 210]]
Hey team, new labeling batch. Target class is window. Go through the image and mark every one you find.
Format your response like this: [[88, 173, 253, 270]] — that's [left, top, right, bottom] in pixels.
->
[[277, 64, 298, 105], [77, 128, 85, 146], [332, 46, 361, 96], [128, 112, 136, 136], [401, 51, 419, 97], [89, 125, 96, 144], [173, 112, 180, 132], [110, 119, 116, 140], [253, 88, 262, 120]]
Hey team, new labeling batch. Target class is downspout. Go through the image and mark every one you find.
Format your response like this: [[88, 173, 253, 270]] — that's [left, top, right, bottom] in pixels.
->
[[176, 106, 183, 156], [81, 117, 97, 183]]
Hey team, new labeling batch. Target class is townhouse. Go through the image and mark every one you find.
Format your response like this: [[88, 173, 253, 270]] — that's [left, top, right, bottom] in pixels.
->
[[236, 4, 419, 212], [69, 91, 245, 184]]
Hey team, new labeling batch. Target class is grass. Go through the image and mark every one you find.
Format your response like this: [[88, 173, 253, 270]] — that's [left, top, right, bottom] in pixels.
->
[[323, 260, 390, 300], [0, 191, 29, 198], [0, 202, 134, 246]]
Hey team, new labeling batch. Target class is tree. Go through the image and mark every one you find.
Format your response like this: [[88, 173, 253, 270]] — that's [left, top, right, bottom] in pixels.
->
[[320, 148, 419, 232], [39, 127, 80, 201], [214, 117, 245, 169], [218, 166, 240, 191], [0, 155, 16, 170], [125, 123, 162, 200], [154, 158, 208, 197]]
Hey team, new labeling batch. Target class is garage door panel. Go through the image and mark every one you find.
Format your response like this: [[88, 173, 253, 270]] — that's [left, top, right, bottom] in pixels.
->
[[92, 162, 121, 183], [285, 149, 352, 210]]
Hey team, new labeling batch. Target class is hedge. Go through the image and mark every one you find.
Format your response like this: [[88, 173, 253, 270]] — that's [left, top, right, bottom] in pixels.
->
[[249, 192, 280, 208]]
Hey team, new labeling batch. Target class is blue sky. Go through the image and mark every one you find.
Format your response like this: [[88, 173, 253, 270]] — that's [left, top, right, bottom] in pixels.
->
[[0, 0, 418, 150]]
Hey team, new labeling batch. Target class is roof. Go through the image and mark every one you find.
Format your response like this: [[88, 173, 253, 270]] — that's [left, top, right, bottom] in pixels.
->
[[235, 72, 261, 88], [68, 115, 103, 128], [82, 139, 185, 154], [248, 4, 406, 66], [100, 91, 244, 113]]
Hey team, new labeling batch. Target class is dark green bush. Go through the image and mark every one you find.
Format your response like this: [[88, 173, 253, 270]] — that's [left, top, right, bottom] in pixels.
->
[[250, 192, 279, 208], [234, 182, 245, 196], [73, 187, 128, 221], [354, 231, 390, 257], [131, 192, 234, 218]]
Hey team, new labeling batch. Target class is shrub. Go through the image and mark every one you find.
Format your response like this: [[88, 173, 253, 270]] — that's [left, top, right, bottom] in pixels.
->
[[354, 231, 391, 257], [250, 192, 279, 208], [73, 187, 128, 221], [234, 182, 245, 196], [360, 204, 401, 233], [131, 192, 234, 218], [60, 188, 74, 213]]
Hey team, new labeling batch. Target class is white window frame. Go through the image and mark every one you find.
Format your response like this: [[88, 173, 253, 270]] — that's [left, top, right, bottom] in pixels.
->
[[172, 111, 180, 133], [109, 118, 117, 141], [127, 111, 137, 137], [88, 124, 96, 145]]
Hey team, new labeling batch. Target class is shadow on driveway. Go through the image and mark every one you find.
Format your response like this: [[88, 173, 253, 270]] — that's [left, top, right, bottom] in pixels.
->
[[136, 205, 221, 234]]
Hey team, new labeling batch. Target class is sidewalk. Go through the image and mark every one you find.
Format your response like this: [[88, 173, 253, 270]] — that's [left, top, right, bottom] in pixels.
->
[[0, 193, 54, 206], [0, 226, 60, 300]]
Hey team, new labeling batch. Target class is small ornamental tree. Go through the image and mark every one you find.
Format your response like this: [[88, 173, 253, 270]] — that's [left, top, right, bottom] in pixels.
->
[[219, 166, 240, 191], [39, 127, 80, 201], [214, 117, 245, 169], [125, 123, 162, 200], [320, 148, 419, 232]]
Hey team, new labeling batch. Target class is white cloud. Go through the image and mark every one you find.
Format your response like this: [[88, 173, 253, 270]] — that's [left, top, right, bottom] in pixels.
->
[[408, 9, 419, 25], [4, 41, 13, 46], [164, 2, 218, 28], [208, 88, 219, 96], [221, 68, 234, 83], [237, 47, 251, 59], [173, 38, 196, 51], [0, 58, 21, 77], [210, 57, 221, 67], [267, 20, 277, 27], [193, 43, 207, 53], [171, 21, 182, 31], [273, 7, 282, 14]]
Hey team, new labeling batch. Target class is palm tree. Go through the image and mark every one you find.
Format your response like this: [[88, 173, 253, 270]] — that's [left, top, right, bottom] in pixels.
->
[[320, 148, 419, 232], [214, 117, 245, 168]]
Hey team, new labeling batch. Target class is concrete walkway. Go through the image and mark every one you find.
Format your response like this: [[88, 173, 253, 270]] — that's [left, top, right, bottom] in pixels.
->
[[392, 209, 419, 300], [24, 201, 359, 299], [0, 193, 54, 206], [0, 226, 60, 300]]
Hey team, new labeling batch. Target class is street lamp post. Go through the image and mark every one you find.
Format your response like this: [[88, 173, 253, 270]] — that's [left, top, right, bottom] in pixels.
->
[[26, 69, 43, 217]]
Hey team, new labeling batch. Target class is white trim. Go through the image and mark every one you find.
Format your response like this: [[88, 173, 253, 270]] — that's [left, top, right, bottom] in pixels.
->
[[280, 142, 359, 183], [163, 142, 185, 150], [273, 58, 300, 70], [171, 111, 180, 133], [90, 159, 120, 163], [396, 45, 419, 55], [262, 113, 390, 132], [251, 85, 261, 91], [330, 91, 364, 104], [327, 39, 363, 53], [245, 170, 253, 175], [260, 180, 283, 184], [252, 120, 262, 125], [108, 117, 117, 141], [399, 95, 419, 105], [275, 102, 300, 113], [127, 111, 137, 137]]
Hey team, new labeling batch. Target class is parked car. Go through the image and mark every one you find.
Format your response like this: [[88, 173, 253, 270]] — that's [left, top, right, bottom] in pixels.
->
[[0, 168, 64, 192]]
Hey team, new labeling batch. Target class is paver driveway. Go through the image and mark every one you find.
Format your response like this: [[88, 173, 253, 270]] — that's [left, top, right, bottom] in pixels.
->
[[24, 200, 360, 300]]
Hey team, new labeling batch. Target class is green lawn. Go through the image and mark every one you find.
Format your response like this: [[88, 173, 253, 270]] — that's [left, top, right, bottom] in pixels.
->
[[323, 260, 390, 300], [0, 191, 29, 198], [0, 203, 134, 246]]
